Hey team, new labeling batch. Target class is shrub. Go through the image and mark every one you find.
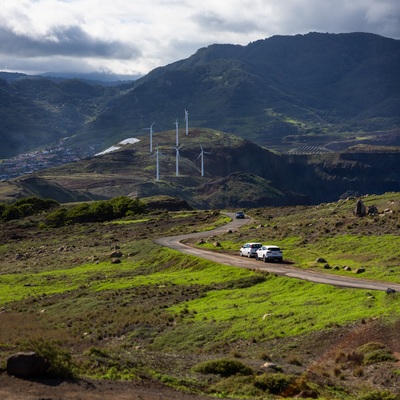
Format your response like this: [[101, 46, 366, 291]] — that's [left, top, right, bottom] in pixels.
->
[[109, 196, 146, 218], [254, 372, 295, 395], [363, 349, 396, 365], [65, 203, 92, 223], [1, 204, 23, 221], [0, 197, 59, 221], [14, 197, 59, 213], [358, 390, 399, 400], [193, 358, 253, 377], [45, 207, 68, 227], [88, 201, 114, 222], [23, 339, 77, 378], [358, 342, 396, 365], [208, 375, 262, 397], [44, 196, 146, 227]]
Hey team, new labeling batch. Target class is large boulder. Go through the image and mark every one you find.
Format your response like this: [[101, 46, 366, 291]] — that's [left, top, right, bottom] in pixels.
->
[[353, 199, 366, 217], [6, 351, 49, 378]]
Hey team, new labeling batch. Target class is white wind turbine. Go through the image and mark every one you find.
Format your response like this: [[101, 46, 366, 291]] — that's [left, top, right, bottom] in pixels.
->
[[197, 144, 211, 177], [151, 144, 163, 181], [184, 109, 189, 136], [144, 121, 155, 153], [174, 118, 179, 146], [173, 145, 182, 176]]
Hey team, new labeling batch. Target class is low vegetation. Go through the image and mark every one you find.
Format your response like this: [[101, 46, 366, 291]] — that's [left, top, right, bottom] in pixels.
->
[[0, 193, 400, 398]]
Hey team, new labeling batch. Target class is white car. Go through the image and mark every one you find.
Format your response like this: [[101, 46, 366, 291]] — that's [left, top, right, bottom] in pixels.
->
[[239, 243, 262, 258], [255, 245, 283, 262]]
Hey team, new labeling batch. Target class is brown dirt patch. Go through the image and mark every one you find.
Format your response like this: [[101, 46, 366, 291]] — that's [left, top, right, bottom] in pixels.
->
[[0, 372, 213, 400]]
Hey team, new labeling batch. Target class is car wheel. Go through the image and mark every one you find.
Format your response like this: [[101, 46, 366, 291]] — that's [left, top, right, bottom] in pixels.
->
[[247, 252, 251, 258], [239, 251, 243, 257], [263, 256, 268, 263], [278, 258, 283, 263], [255, 254, 259, 261]]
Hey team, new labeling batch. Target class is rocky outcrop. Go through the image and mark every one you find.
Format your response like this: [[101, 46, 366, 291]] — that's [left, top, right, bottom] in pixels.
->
[[6, 352, 49, 378]]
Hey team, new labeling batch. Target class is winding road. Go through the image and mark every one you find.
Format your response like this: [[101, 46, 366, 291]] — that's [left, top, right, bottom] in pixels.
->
[[154, 213, 400, 292]]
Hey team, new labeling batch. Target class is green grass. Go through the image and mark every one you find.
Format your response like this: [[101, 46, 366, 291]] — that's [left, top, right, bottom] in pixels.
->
[[1, 195, 400, 398], [157, 276, 399, 351]]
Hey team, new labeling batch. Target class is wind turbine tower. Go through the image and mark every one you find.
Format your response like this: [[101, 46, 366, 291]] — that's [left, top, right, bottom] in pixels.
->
[[197, 144, 211, 177], [185, 109, 189, 136], [173, 145, 182, 176], [151, 144, 162, 181], [145, 121, 155, 153], [174, 118, 179, 146]]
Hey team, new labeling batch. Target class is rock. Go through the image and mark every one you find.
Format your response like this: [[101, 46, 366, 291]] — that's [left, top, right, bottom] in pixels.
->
[[353, 199, 366, 217], [354, 268, 365, 274], [109, 250, 122, 258], [323, 264, 331, 269], [261, 362, 282, 372], [298, 390, 319, 399], [213, 242, 221, 247], [343, 266, 352, 271], [367, 205, 378, 215], [316, 258, 326, 263], [111, 258, 121, 264], [197, 239, 205, 245], [386, 288, 396, 294], [15, 253, 26, 260], [6, 352, 49, 378]]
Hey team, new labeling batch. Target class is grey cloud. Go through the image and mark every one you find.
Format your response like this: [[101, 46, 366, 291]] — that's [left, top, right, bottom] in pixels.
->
[[0, 25, 141, 59], [192, 12, 258, 34]]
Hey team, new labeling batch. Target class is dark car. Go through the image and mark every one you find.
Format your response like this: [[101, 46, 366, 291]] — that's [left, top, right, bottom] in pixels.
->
[[235, 211, 245, 219]]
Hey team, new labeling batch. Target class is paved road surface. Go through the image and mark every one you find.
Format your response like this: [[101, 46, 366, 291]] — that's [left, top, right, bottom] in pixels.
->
[[154, 213, 400, 292]]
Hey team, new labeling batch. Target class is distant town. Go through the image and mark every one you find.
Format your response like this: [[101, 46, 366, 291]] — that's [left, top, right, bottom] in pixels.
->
[[0, 140, 101, 180]]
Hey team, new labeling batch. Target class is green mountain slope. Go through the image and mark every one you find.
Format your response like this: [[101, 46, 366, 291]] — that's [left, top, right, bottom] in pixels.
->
[[82, 32, 400, 150], [0, 32, 399, 159]]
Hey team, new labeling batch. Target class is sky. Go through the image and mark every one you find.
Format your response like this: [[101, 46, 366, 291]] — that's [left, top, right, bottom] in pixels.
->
[[1, 0, 399, 79]]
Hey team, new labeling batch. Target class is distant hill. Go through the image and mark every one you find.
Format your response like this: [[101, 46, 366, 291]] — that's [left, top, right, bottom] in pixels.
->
[[2, 129, 399, 208], [0, 32, 399, 159]]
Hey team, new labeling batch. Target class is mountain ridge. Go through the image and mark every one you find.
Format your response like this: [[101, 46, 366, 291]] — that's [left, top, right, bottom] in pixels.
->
[[0, 32, 399, 159]]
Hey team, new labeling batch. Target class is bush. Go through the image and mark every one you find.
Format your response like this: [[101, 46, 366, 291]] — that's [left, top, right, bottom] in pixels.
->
[[358, 342, 396, 365], [358, 390, 399, 400], [0, 197, 59, 221], [1, 204, 23, 221], [254, 373, 295, 395], [193, 358, 253, 377], [14, 197, 59, 213], [23, 339, 77, 378], [109, 196, 146, 217], [45, 207, 68, 227], [44, 196, 146, 227]]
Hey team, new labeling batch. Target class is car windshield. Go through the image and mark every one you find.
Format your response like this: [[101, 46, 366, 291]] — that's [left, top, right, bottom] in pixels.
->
[[251, 244, 262, 248]]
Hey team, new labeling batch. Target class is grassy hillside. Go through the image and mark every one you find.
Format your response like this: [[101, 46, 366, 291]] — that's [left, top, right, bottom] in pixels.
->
[[0, 128, 396, 209], [0, 193, 400, 398]]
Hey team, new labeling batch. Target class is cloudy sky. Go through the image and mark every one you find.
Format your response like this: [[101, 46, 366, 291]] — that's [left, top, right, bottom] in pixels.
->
[[1, 0, 399, 78]]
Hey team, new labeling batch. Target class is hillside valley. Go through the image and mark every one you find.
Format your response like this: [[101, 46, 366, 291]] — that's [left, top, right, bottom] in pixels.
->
[[0, 32, 399, 161], [1, 129, 400, 209]]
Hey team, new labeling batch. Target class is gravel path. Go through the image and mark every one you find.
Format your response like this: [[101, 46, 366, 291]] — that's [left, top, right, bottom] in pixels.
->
[[155, 213, 400, 292]]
